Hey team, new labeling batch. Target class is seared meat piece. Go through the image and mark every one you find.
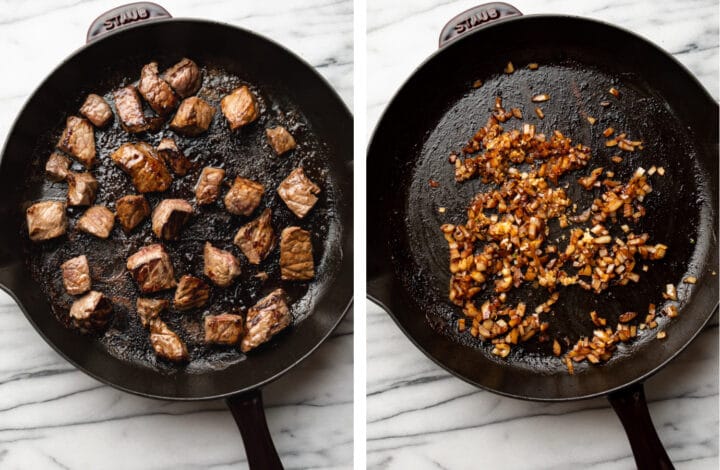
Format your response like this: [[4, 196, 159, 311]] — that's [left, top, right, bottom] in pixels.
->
[[173, 275, 210, 310], [149, 318, 188, 362], [266, 126, 296, 155], [77, 205, 115, 239], [111, 142, 172, 193], [138, 62, 178, 116], [204, 313, 244, 345], [61, 255, 91, 295], [224, 177, 264, 216], [157, 138, 191, 176], [57, 116, 96, 167], [26, 200, 67, 242], [69, 291, 112, 330], [220, 86, 259, 130], [169, 97, 215, 136], [280, 227, 314, 280], [136, 297, 168, 328], [162, 58, 202, 98], [152, 199, 193, 240], [126, 244, 176, 293], [241, 289, 291, 352], [46, 152, 70, 182], [114, 86, 150, 133], [195, 167, 225, 205], [66, 172, 98, 206], [79, 94, 113, 127], [115, 195, 150, 232], [204, 242, 241, 287], [234, 208, 275, 264], [277, 167, 320, 218]]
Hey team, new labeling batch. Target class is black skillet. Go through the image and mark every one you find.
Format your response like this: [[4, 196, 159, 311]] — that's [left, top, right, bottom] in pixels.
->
[[0, 3, 352, 469], [367, 3, 718, 469]]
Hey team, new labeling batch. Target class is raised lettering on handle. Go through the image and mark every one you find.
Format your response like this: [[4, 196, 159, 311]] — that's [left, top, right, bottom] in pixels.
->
[[86, 2, 171, 43], [439, 2, 522, 48]]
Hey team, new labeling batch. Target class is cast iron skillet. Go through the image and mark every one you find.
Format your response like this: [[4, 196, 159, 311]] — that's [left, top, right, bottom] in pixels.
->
[[0, 3, 352, 469], [367, 3, 717, 469]]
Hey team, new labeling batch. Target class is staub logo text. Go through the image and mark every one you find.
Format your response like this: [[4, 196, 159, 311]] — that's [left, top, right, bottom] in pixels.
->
[[103, 7, 150, 31], [454, 8, 499, 34]]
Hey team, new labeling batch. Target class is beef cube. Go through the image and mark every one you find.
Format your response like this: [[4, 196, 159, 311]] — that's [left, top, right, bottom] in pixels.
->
[[204, 313, 244, 345], [204, 242, 241, 287], [46, 152, 70, 182], [266, 126, 296, 155], [149, 318, 188, 362], [220, 86, 258, 130], [77, 205, 115, 239], [136, 297, 168, 328], [69, 291, 112, 330], [138, 62, 178, 116], [240, 289, 290, 352], [26, 200, 67, 242], [114, 86, 146, 133], [162, 58, 202, 98], [79, 93, 113, 127], [157, 138, 191, 176], [126, 244, 176, 293], [169, 97, 215, 136], [115, 195, 150, 232], [57, 116, 96, 167], [280, 227, 314, 280], [61, 255, 91, 295], [66, 172, 98, 206], [234, 208, 275, 264], [224, 177, 264, 216], [277, 167, 320, 218], [152, 199, 193, 240], [195, 167, 225, 205], [111, 142, 172, 193], [173, 275, 210, 310]]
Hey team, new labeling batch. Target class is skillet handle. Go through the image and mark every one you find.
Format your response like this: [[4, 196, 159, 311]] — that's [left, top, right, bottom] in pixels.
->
[[226, 389, 284, 470], [439, 2, 522, 48], [608, 382, 675, 470], [86, 2, 171, 43]]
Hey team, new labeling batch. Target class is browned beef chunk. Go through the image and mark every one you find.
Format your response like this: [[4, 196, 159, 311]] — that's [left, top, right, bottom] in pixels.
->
[[138, 62, 178, 116], [114, 86, 150, 133], [169, 97, 215, 136], [149, 318, 188, 362], [57, 116, 96, 167], [173, 275, 210, 310], [220, 86, 259, 130], [224, 177, 264, 216], [126, 244, 176, 293], [115, 194, 150, 232], [157, 138, 191, 176], [234, 208, 275, 264], [61, 255, 91, 295], [195, 167, 225, 205], [280, 227, 314, 280], [266, 126, 296, 155], [277, 167, 320, 218], [204, 313, 244, 345], [152, 199, 193, 240], [162, 58, 202, 98], [79, 94, 113, 127], [46, 152, 70, 182], [69, 291, 112, 330], [111, 142, 172, 193], [66, 172, 98, 206], [136, 297, 168, 328], [27, 200, 67, 242], [241, 289, 290, 352], [204, 242, 241, 287], [77, 206, 115, 239]]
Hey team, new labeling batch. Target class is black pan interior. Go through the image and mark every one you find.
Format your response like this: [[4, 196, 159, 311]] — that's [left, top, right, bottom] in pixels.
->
[[368, 16, 718, 400], [0, 19, 353, 399]]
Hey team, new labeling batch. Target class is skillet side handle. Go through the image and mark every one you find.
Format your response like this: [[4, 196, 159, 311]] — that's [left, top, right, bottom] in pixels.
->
[[86, 2, 171, 43], [608, 382, 675, 470], [439, 2, 522, 48], [226, 389, 284, 470]]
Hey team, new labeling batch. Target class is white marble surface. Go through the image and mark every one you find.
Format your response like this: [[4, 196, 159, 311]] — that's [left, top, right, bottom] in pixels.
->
[[367, 1, 718, 469], [0, 1, 352, 469]]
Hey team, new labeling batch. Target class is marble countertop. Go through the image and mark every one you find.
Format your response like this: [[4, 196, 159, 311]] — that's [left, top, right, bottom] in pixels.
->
[[367, 0, 718, 469], [0, 1, 352, 469]]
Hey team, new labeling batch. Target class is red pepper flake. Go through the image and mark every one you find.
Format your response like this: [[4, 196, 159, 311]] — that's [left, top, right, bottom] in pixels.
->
[[429, 179, 440, 188]]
